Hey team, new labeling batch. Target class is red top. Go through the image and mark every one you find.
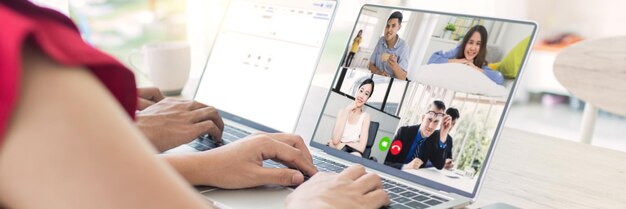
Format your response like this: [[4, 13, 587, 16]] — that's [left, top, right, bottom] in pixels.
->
[[0, 0, 137, 148]]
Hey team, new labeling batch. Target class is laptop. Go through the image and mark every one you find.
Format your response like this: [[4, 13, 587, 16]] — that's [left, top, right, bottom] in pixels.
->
[[167, 0, 339, 152], [190, 3, 538, 209]]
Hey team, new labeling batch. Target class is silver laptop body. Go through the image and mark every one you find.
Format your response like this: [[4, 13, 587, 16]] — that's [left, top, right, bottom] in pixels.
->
[[185, 3, 537, 209]]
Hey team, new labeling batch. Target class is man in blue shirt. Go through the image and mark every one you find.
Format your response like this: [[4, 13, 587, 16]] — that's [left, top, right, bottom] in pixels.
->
[[368, 11, 410, 80], [383, 100, 445, 169]]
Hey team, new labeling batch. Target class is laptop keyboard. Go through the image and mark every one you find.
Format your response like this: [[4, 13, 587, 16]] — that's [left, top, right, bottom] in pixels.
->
[[188, 124, 251, 151], [264, 156, 449, 209], [188, 126, 449, 208]]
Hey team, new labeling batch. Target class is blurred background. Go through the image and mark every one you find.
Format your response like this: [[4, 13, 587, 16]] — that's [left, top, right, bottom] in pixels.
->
[[32, 0, 626, 152]]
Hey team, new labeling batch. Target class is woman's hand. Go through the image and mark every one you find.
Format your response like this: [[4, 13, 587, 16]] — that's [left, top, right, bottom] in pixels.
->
[[346, 101, 359, 112], [187, 133, 317, 188], [448, 58, 468, 64], [285, 165, 389, 209], [464, 61, 485, 73]]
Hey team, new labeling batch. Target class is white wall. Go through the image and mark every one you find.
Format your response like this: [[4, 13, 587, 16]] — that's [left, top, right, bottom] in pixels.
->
[[528, 0, 626, 39], [495, 22, 535, 58]]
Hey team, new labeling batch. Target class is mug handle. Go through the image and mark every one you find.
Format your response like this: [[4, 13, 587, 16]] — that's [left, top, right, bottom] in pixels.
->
[[128, 49, 149, 78]]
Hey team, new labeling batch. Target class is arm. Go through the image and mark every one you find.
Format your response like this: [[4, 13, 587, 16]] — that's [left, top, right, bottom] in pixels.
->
[[346, 113, 370, 153], [162, 133, 317, 188], [368, 43, 386, 76], [368, 61, 385, 76], [444, 138, 454, 169], [428, 116, 452, 170], [428, 46, 460, 64], [330, 107, 349, 147], [481, 65, 505, 85], [0, 44, 208, 209], [387, 54, 407, 80], [388, 44, 410, 80], [429, 138, 448, 170], [446, 138, 453, 159]]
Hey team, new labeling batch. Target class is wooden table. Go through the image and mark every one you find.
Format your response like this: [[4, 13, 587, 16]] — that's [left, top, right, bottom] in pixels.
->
[[553, 36, 626, 143], [471, 128, 626, 208]]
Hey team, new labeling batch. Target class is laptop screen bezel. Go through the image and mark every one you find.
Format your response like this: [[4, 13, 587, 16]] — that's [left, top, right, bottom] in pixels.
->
[[308, 3, 538, 199], [193, 0, 339, 134]]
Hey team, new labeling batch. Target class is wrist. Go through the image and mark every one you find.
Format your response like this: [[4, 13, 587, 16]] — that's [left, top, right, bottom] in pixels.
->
[[162, 152, 212, 186]]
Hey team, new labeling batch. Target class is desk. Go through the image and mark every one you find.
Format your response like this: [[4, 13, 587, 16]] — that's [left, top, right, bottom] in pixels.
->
[[553, 36, 626, 117], [403, 167, 477, 193], [553, 36, 626, 143], [471, 128, 626, 208]]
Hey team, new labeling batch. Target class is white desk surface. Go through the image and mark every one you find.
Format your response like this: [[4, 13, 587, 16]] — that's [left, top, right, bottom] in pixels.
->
[[403, 167, 477, 193]]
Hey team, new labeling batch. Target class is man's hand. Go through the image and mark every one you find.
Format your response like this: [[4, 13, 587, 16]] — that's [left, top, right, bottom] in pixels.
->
[[136, 98, 224, 152], [444, 159, 454, 170], [402, 158, 423, 170], [440, 115, 453, 137], [137, 87, 165, 110], [286, 165, 390, 209], [188, 133, 317, 188], [387, 54, 399, 68]]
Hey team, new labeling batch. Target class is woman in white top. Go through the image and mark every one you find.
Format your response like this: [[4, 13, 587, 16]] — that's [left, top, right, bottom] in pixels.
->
[[329, 79, 374, 157]]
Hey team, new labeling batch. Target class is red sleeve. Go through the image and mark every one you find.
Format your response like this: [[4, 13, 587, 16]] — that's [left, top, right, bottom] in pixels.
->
[[0, 2, 137, 147]]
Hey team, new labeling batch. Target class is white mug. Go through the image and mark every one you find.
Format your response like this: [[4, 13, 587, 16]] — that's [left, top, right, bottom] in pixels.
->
[[129, 42, 190, 95]]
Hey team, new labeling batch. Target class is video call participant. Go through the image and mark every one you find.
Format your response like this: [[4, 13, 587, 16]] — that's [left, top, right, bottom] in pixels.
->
[[383, 100, 445, 170], [368, 11, 410, 80], [427, 25, 504, 85], [418, 107, 459, 170], [344, 29, 362, 68], [329, 79, 374, 157]]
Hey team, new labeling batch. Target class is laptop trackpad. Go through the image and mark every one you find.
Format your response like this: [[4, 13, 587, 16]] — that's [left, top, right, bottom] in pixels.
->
[[200, 186, 292, 209]]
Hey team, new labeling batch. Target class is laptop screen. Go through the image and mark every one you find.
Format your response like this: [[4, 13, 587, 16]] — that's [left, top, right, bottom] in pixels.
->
[[195, 0, 337, 133], [310, 5, 537, 197]]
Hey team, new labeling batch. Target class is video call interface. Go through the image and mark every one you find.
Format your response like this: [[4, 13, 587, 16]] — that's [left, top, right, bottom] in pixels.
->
[[311, 6, 535, 192]]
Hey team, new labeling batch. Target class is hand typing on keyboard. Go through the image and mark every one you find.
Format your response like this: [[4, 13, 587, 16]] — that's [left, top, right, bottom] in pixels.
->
[[135, 92, 225, 152], [286, 165, 390, 209], [182, 133, 317, 188]]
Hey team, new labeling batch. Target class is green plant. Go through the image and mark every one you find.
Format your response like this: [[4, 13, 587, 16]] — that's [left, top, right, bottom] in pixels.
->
[[444, 23, 456, 31]]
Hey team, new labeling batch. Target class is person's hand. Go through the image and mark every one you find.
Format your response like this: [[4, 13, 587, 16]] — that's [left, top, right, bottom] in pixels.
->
[[402, 158, 423, 170], [136, 98, 224, 152], [285, 165, 390, 209], [137, 87, 165, 110], [387, 54, 398, 67], [464, 60, 484, 73], [440, 115, 453, 136], [444, 159, 454, 170], [448, 58, 468, 64], [345, 101, 358, 111], [381, 71, 389, 77], [191, 133, 317, 188]]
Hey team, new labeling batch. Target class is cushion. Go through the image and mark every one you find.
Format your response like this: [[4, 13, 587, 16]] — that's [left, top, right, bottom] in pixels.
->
[[496, 36, 531, 79], [415, 63, 508, 98]]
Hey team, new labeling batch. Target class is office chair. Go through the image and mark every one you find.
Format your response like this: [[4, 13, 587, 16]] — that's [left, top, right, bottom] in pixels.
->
[[362, 121, 379, 161]]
